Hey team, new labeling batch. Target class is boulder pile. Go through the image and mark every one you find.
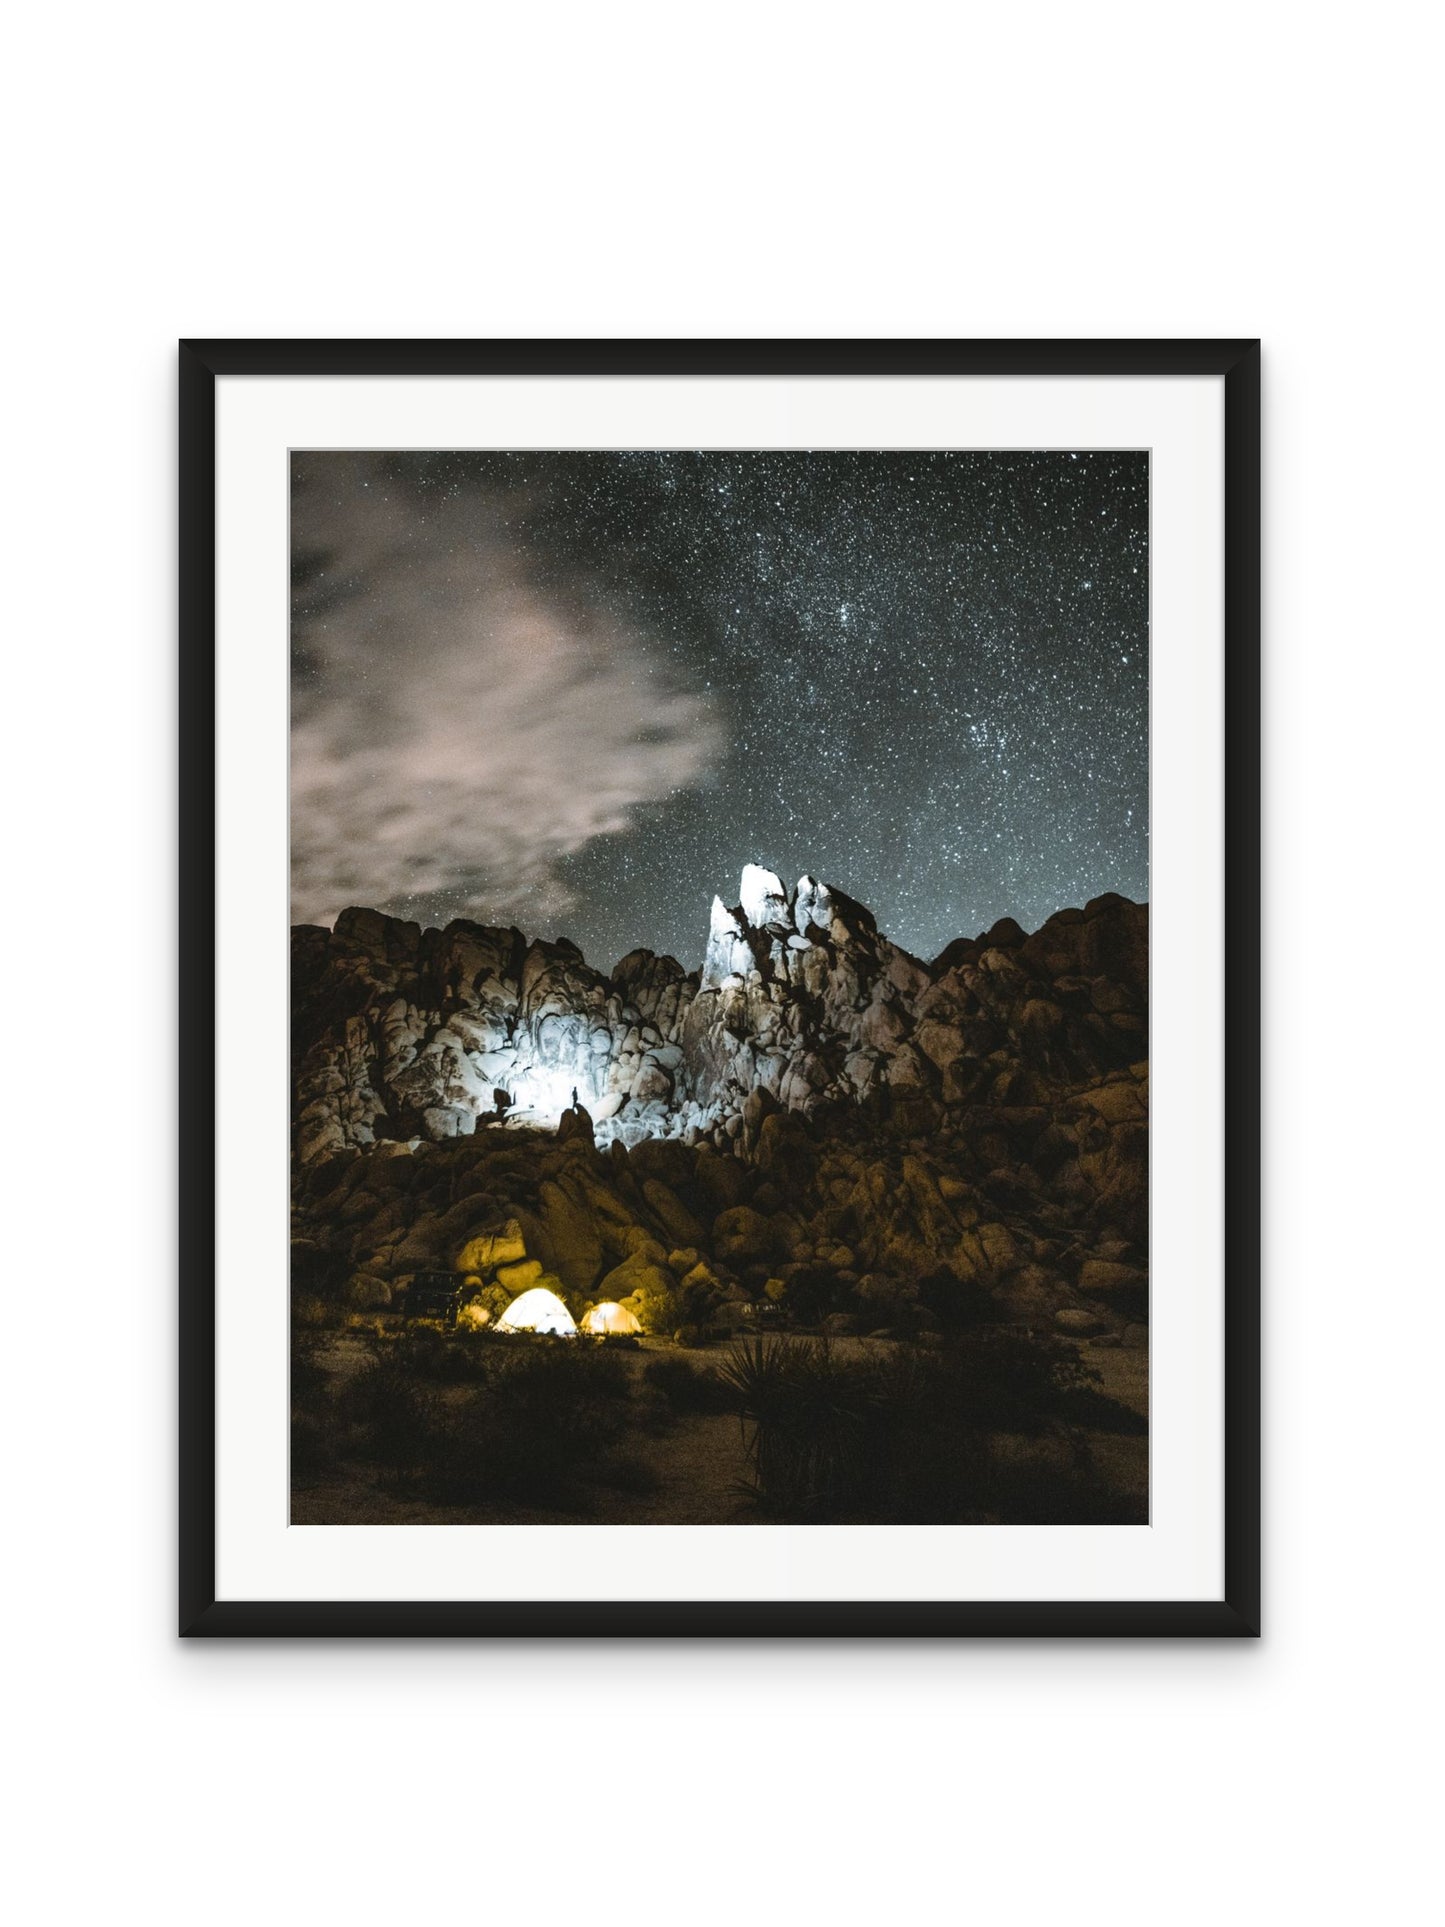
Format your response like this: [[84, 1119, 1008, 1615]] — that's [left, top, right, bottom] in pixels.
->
[[294, 864, 1145, 1158], [292, 870, 1148, 1342]]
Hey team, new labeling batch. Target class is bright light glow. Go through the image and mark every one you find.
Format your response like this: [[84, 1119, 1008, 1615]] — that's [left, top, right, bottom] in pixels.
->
[[495, 1287, 578, 1336], [504, 1063, 599, 1122], [582, 1301, 642, 1335]]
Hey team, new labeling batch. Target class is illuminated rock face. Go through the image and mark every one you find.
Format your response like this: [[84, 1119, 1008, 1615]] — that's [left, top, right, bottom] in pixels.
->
[[291, 872, 1147, 1163], [700, 896, 755, 989], [738, 864, 791, 935]]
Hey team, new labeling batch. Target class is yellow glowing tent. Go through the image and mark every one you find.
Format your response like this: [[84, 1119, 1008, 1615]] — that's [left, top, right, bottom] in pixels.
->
[[582, 1301, 643, 1336], [495, 1286, 577, 1335]]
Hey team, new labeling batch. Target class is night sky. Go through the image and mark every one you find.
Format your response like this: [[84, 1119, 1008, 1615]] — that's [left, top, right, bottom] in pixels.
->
[[291, 450, 1147, 971]]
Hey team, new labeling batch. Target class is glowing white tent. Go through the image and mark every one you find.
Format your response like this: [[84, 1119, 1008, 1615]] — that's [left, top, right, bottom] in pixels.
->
[[582, 1301, 643, 1336], [495, 1287, 577, 1336]]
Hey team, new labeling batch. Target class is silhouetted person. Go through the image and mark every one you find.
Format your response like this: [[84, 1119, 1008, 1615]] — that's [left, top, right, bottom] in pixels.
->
[[571, 1086, 579, 1110]]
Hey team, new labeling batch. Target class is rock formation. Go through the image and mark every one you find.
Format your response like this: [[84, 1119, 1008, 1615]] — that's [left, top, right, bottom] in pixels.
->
[[291, 871, 1148, 1342], [294, 866, 1145, 1161]]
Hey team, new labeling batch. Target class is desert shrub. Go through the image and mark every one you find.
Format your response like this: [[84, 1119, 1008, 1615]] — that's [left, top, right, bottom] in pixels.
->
[[290, 1408, 332, 1482], [717, 1336, 886, 1520], [511, 1341, 633, 1403], [338, 1356, 443, 1482], [291, 1290, 333, 1331], [475, 1282, 512, 1324], [853, 1271, 919, 1327], [981, 1447, 1144, 1525], [291, 1292, 343, 1464], [632, 1383, 674, 1437], [676, 1271, 726, 1329], [915, 1265, 994, 1333], [388, 1328, 493, 1384], [942, 1326, 1102, 1433], [290, 1307, 335, 1482], [629, 1281, 680, 1335], [716, 1329, 1133, 1524], [290, 1341, 332, 1412], [718, 1338, 946, 1519], [424, 1343, 634, 1508], [1047, 1379, 1147, 1436], [644, 1356, 736, 1416], [779, 1264, 851, 1326], [342, 1312, 393, 1338]]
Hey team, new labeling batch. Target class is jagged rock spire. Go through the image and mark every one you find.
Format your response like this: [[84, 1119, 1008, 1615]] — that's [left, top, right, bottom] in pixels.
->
[[739, 863, 792, 935], [701, 895, 754, 988]]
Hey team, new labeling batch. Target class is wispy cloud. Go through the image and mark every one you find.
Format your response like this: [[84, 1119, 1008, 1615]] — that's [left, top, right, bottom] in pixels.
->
[[290, 455, 722, 931]]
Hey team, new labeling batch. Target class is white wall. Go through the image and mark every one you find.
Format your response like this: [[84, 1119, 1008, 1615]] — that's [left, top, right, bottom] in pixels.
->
[[4, 5, 1438, 1923]]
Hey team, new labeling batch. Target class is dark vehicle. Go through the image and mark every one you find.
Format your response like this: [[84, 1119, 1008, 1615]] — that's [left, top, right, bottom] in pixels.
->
[[739, 1300, 791, 1331], [403, 1271, 465, 1329]]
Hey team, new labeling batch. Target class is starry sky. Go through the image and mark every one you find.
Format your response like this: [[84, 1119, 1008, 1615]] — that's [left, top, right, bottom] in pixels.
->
[[291, 449, 1147, 970]]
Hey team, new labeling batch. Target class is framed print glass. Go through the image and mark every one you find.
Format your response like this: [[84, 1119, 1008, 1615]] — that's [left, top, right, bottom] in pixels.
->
[[180, 339, 1259, 1636]]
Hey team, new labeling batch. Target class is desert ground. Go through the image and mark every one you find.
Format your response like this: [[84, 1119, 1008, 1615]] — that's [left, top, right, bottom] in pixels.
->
[[291, 1325, 1147, 1527]]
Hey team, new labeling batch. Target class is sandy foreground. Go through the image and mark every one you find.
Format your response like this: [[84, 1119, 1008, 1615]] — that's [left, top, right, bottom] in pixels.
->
[[292, 1330, 1148, 1527]]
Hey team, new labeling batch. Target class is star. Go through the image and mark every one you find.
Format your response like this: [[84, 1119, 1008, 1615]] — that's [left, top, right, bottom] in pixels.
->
[[291, 448, 1149, 965]]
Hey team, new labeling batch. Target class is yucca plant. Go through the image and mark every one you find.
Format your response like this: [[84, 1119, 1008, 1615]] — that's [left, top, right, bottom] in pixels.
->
[[715, 1328, 1130, 1523], [717, 1335, 889, 1519]]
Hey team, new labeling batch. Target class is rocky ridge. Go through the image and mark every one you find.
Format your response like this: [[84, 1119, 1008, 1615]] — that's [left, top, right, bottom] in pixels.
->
[[294, 862, 1145, 1160], [292, 870, 1148, 1342]]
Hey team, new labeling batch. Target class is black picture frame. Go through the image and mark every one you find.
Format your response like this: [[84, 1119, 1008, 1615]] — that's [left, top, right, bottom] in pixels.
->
[[180, 338, 1260, 1638]]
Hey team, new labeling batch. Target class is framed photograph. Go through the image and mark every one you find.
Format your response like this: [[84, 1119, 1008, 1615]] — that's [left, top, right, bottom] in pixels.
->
[[180, 339, 1259, 1637]]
